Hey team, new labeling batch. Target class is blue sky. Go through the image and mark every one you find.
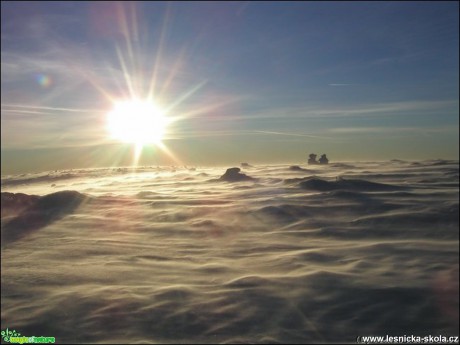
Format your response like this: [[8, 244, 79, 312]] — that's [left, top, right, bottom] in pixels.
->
[[1, 1, 458, 174]]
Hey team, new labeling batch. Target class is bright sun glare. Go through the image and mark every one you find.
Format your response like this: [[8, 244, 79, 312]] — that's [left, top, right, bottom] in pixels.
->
[[107, 99, 169, 146]]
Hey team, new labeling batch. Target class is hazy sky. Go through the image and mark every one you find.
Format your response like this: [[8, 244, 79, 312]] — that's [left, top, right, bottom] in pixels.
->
[[1, 1, 459, 174]]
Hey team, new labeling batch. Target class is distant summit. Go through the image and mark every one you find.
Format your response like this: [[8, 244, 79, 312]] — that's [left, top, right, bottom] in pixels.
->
[[308, 153, 329, 165], [308, 154, 318, 165], [319, 154, 329, 164]]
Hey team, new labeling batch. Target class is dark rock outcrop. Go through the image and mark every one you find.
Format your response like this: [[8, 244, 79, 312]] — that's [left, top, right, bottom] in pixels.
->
[[2, 190, 88, 246], [219, 167, 254, 182]]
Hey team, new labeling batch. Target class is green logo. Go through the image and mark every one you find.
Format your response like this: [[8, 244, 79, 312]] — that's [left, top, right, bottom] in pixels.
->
[[1, 329, 21, 342], [1, 329, 55, 344]]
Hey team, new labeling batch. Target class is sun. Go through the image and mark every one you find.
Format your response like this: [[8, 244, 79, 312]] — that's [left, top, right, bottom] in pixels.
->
[[106, 99, 169, 145]]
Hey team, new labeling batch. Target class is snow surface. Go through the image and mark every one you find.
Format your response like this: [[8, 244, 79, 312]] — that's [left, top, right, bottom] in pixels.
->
[[1, 160, 458, 343]]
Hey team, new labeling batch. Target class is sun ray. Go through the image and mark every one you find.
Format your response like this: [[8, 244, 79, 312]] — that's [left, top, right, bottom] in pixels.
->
[[54, 57, 117, 103], [158, 47, 188, 100], [156, 141, 183, 166], [116, 2, 135, 71], [168, 95, 244, 122], [115, 44, 136, 100], [147, 2, 172, 100], [133, 142, 144, 167], [163, 80, 208, 114]]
